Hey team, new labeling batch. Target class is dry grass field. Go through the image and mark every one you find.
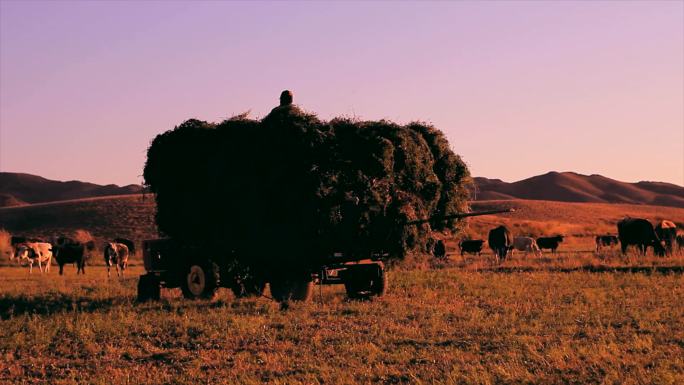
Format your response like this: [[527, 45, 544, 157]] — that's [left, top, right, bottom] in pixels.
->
[[1, 197, 684, 384]]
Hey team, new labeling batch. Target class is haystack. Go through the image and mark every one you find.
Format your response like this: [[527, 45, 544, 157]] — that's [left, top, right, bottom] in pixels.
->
[[143, 105, 471, 270]]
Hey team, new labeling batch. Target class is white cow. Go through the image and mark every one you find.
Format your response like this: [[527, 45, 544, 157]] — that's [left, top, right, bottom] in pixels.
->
[[13, 242, 53, 273], [104, 242, 129, 278], [512, 237, 542, 257]]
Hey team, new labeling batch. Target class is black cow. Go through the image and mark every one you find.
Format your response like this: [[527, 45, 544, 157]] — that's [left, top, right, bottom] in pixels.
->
[[595, 235, 619, 251], [459, 239, 484, 256], [488, 225, 512, 262], [536, 235, 564, 253], [617, 218, 666, 256], [655, 220, 677, 255], [51, 240, 96, 275], [677, 234, 684, 252]]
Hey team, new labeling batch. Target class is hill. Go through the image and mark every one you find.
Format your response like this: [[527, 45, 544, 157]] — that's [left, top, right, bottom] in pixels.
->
[[474, 172, 684, 208], [0, 172, 143, 207]]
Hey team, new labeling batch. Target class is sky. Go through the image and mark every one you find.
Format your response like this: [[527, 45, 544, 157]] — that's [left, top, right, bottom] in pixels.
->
[[1, 1, 683, 187]]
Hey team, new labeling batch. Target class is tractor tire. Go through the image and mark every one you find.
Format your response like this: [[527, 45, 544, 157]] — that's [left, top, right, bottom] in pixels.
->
[[137, 274, 161, 302], [181, 260, 219, 300], [344, 264, 386, 300], [269, 276, 313, 302]]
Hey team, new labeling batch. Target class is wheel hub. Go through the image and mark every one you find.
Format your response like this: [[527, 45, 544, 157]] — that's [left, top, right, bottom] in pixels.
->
[[187, 265, 206, 296]]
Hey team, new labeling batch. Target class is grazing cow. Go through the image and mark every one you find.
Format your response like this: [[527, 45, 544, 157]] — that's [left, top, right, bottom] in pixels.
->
[[104, 242, 130, 277], [488, 225, 512, 262], [536, 235, 564, 253], [617, 217, 666, 256], [459, 239, 485, 256], [52, 240, 95, 275], [113, 238, 135, 254], [12, 242, 53, 273], [433, 240, 446, 259], [655, 220, 677, 255], [512, 237, 542, 257], [595, 235, 619, 251]]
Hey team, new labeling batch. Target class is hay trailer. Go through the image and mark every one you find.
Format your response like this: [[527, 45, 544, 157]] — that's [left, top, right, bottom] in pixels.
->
[[136, 209, 513, 302]]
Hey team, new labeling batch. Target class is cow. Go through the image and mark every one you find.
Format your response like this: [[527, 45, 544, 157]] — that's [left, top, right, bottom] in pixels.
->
[[459, 239, 485, 256], [12, 242, 53, 273], [488, 225, 512, 262], [51, 240, 95, 275], [536, 235, 564, 254], [10, 236, 44, 259], [512, 236, 542, 257], [655, 220, 677, 255], [104, 242, 130, 277], [113, 238, 135, 254], [595, 235, 619, 251], [617, 217, 666, 256]]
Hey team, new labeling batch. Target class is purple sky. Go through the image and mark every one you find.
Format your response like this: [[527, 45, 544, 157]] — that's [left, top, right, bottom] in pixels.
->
[[1, 1, 683, 186]]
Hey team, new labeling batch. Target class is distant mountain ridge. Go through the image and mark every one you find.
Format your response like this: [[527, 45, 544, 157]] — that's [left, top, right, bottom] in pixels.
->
[[0, 172, 143, 207], [1, 171, 682, 209], [473, 172, 684, 208]]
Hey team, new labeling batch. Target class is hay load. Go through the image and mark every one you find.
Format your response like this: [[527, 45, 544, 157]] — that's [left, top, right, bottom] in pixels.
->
[[143, 96, 472, 271]]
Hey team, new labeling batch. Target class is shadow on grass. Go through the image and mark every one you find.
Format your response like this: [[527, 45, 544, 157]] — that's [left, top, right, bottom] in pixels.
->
[[0, 292, 128, 320], [0, 292, 269, 319]]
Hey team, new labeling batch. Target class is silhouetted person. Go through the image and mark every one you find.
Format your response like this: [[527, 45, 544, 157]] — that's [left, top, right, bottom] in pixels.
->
[[268, 89, 300, 116], [280, 90, 293, 106]]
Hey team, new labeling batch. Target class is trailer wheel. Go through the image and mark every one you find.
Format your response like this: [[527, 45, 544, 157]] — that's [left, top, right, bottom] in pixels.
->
[[137, 274, 161, 302], [269, 276, 313, 302], [181, 261, 219, 300], [344, 264, 387, 300]]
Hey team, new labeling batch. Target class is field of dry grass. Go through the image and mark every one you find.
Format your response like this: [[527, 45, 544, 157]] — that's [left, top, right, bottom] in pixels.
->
[[1, 257, 683, 385], [1, 197, 684, 384]]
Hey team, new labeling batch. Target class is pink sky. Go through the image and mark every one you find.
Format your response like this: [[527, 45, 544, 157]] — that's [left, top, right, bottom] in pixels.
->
[[1, 1, 682, 186]]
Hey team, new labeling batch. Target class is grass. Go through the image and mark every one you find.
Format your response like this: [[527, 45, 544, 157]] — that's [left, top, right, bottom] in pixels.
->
[[1, 197, 684, 384], [1, 254, 683, 385]]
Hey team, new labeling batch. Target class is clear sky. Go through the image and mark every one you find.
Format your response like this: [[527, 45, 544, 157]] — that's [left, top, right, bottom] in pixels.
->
[[1, 1, 682, 187]]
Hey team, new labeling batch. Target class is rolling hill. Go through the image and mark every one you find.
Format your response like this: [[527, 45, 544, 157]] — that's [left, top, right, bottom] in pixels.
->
[[474, 172, 684, 208], [0, 172, 143, 207]]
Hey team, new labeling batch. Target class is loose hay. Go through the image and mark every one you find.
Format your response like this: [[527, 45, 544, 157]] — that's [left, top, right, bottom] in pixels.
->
[[144, 107, 472, 271]]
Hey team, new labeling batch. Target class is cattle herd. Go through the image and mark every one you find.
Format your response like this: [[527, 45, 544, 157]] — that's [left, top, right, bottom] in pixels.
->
[[8, 236, 133, 277], [5, 217, 683, 274], [452, 217, 683, 262]]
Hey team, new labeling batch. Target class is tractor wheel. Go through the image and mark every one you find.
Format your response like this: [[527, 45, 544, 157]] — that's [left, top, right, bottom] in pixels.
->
[[344, 264, 386, 300], [269, 276, 313, 302], [137, 274, 161, 302], [181, 260, 219, 300]]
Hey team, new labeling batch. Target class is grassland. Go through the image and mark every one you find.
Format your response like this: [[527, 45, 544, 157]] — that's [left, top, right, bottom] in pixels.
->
[[1, 197, 684, 384], [1, 252, 683, 385]]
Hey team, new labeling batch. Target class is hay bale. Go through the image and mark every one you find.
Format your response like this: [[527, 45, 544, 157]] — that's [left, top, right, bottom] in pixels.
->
[[143, 107, 472, 270]]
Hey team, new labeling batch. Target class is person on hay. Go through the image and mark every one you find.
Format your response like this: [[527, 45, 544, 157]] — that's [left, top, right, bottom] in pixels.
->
[[268, 90, 302, 116]]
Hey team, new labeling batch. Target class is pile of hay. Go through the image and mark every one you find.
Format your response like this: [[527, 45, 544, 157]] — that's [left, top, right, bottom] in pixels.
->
[[144, 106, 471, 270]]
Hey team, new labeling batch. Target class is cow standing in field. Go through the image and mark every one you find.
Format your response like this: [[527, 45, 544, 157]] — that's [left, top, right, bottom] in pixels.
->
[[459, 239, 485, 256], [536, 235, 564, 254], [677, 234, 684, 253], [512, 237, 542, 257], [12, 242, 53, 273], [52, 240, 95, 275], [655, 220, 677, 255], [595, 235, 619, 251], [488, 226, 512, 262], [104, 242, 130, 278], [617, 217, 666, 256]]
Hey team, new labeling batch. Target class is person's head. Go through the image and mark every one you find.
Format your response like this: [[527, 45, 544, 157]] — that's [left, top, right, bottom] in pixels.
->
[[280, 90, 293, 106]]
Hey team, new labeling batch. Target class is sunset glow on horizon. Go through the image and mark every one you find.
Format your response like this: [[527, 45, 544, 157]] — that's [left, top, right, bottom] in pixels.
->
[[1, 1, 682, 186]]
